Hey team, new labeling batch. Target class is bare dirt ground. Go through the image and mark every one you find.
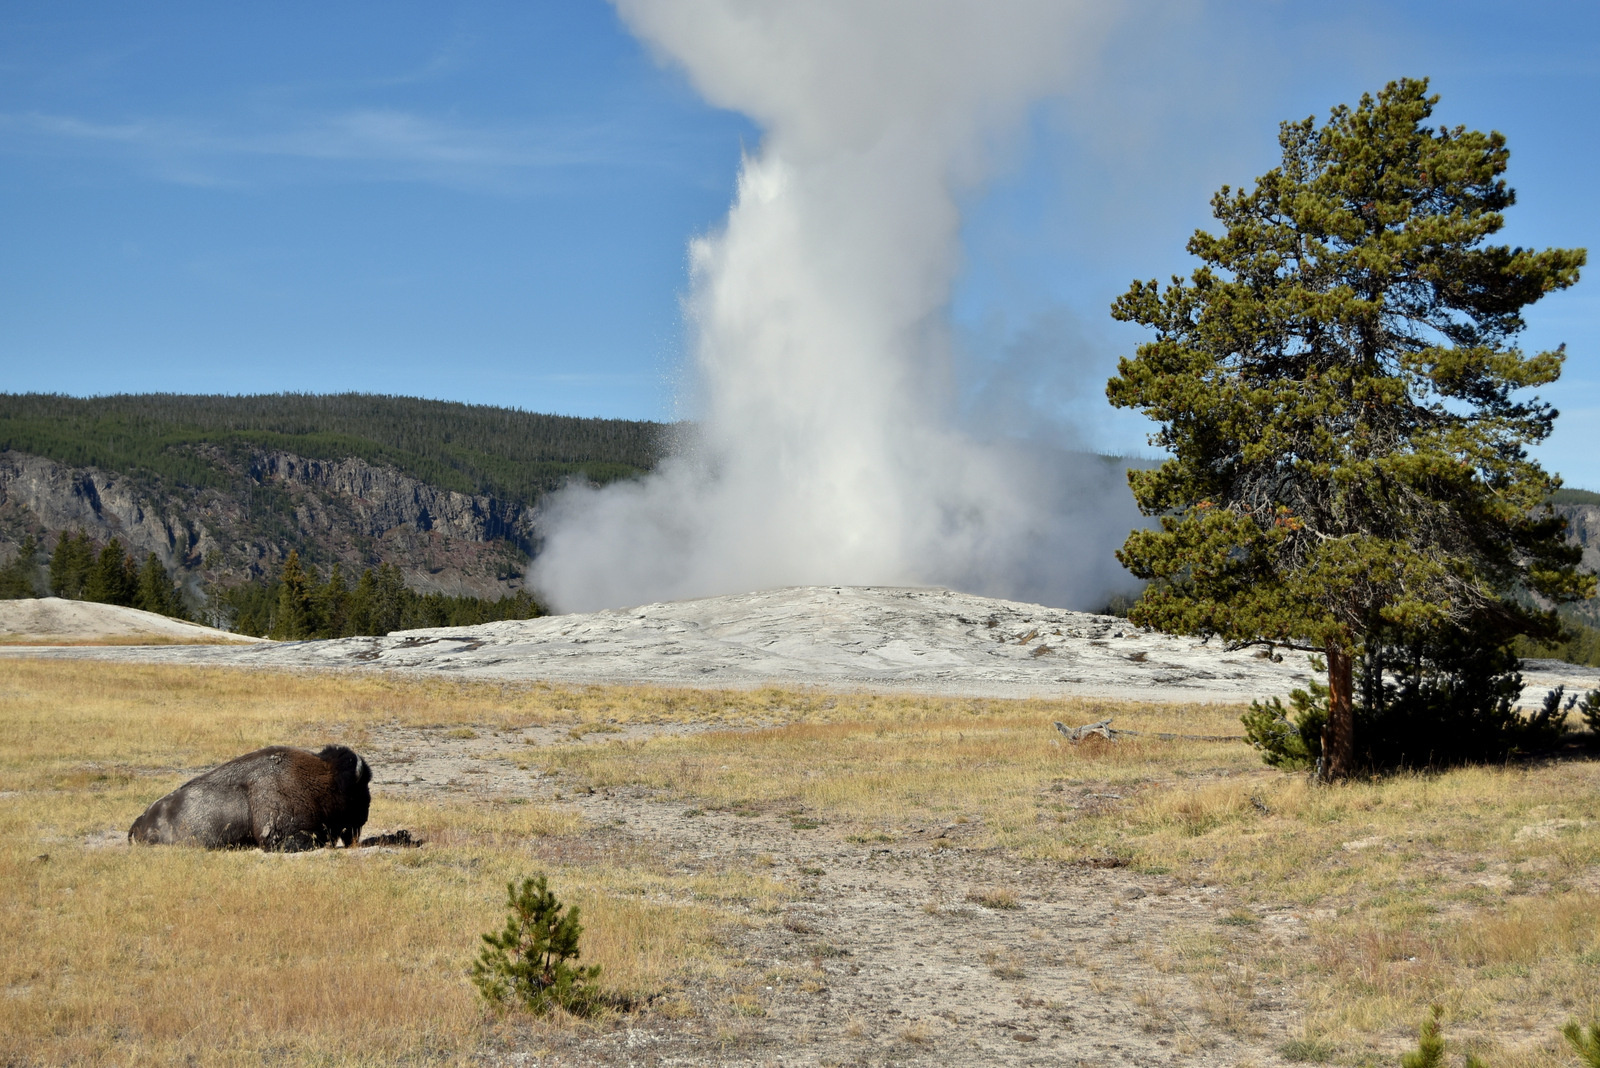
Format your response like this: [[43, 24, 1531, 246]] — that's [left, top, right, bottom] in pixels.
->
[[359, 720, 1306, 1067]]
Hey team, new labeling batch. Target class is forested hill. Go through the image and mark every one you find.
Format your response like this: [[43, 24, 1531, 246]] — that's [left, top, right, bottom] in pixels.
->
[[0, 393, 667, 506], [1552, 488, 1600, 506], [0, 393, 669, 603]]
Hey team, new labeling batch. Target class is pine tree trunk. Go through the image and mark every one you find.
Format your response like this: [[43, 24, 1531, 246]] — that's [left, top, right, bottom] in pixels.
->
[[1322, 645, 1356, 780]]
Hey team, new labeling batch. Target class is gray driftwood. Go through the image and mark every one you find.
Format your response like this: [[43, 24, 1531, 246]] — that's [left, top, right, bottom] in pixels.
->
[[1053, 718, 1244, 743]]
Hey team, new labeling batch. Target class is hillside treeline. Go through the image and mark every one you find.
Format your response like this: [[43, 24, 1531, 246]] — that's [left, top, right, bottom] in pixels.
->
[[1, 531, 544, 639], [210, 551, 544, 639], [0, 532, 185, 617], [1516, 616, 1600, 669], [0, 392, 668, 504]]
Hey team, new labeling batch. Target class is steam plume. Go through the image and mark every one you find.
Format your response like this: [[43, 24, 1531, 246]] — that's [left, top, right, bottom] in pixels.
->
[[531, 0, 1141, 612]]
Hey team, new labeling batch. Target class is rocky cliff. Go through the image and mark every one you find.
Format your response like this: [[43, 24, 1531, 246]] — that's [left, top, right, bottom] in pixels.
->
[[1555, 503, 1600, 571], [0, 447, 536, 599], [1553, 502, 1600, 625]]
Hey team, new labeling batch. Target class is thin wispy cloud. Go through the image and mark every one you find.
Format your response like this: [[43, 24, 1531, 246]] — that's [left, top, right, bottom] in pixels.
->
[[0, 107, 663, 191], [247, 38, 478, 102]]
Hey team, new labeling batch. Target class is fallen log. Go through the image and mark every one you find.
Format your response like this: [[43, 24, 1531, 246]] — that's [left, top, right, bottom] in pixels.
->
[[1053, 718, 1244, 743]]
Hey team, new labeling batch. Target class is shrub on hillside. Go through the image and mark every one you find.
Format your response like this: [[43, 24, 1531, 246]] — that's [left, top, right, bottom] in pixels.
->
[[210, 559, 543, 638]]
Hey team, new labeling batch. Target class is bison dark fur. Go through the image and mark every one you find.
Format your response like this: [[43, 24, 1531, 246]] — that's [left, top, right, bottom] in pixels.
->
[[128, 745, 372, 851]]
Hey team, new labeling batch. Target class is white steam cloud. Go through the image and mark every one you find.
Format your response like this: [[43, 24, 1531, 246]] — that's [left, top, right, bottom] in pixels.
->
[[530, 0, 1144, 613]]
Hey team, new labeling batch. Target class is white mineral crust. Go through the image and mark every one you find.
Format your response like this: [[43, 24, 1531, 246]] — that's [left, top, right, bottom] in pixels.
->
[[3, 586, 1595, 706]]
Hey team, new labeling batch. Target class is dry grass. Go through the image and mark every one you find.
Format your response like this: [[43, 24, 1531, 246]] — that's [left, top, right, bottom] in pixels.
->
[[0, 660, 1165, 787], [15, 861, 735, 1058], [544, 704, 1252, 837], [966, 887, 1020, 910], [542, 693, 1600, 1058], [0, 660, 782, 1066], [5, 658, 1600, 1063], [982, 949, 1028, 980]]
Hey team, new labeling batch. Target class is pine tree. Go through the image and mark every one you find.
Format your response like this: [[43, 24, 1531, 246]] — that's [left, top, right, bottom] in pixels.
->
[[83, 538, 138, 607], [318, 564, 350, 638], [471, 874, 601, 1016], [48, 530, 95, 599], [0, 536, 39, 599], [216, 573, 278, 637], [346, 567, 378, 636], [369, 563, 409, 635], [1106, 79, 1592, 779], [1400, 1007, 1447, 1068], [1564, 1020, 1600, 1068], [135, 552, 184, 618], [271, 550, 315, 640]]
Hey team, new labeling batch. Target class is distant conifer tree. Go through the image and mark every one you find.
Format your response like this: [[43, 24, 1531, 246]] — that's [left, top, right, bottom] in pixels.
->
[[271, 550, 315, 640], [0, 536, 40, 599], [83, 538, 138, 607], [318, 564, 350, 638], [346, 566, 378, 636], [48, 530, 95, 599], [134, 552, 185, 618], [369, 563, 408, 635]]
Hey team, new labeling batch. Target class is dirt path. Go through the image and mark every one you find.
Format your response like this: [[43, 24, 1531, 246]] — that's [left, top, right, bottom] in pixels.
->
[[361, 724, 1307, 1066]]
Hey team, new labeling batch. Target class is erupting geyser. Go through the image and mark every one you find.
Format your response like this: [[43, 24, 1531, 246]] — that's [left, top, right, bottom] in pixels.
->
[[531, 0, 1141, 612]]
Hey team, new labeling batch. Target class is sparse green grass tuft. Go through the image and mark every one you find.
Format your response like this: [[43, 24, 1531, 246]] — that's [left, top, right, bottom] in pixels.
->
[[1278, 1037, 1338, 1062]]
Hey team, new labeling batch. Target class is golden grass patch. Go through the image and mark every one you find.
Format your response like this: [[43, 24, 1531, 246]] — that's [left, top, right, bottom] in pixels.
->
[[539, 695, 1600, 1055], [0, 659, 1176, 790], [0, 787, 731, 1065], [5, 658, 1600, 1062], [0, 660, 783, 1066], [966, 887, 1021, 910]]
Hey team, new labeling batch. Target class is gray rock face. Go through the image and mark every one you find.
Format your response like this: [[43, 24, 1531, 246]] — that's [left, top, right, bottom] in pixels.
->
[[0, 448, 537, 598], [0, 451, 190, 568], [1552, 502, 1600, 627], [1554, 503, 1600, 577], [248, 451, 532, 545]]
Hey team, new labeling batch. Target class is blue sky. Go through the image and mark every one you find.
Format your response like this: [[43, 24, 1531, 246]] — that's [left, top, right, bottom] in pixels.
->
[[2, 1, 1597, 487]]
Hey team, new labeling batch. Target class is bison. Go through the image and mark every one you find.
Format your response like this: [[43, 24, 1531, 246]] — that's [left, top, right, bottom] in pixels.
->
[[129, 744, 371, 851]]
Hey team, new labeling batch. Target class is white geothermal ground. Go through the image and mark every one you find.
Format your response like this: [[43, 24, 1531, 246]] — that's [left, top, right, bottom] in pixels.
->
[[3, 586, 1596, 706], [0, 596, 266, 644]]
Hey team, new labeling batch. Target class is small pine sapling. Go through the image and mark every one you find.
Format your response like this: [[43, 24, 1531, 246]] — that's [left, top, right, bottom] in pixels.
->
[[471, 874, 601, 1016], [1400, 1006, 1447, 1068], [1565, 1020, 1600, 1067], [1399, 1006, 1491, 1068], [1241, 657, 1329, 769], [1392, 1008, 1600, 1067]]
